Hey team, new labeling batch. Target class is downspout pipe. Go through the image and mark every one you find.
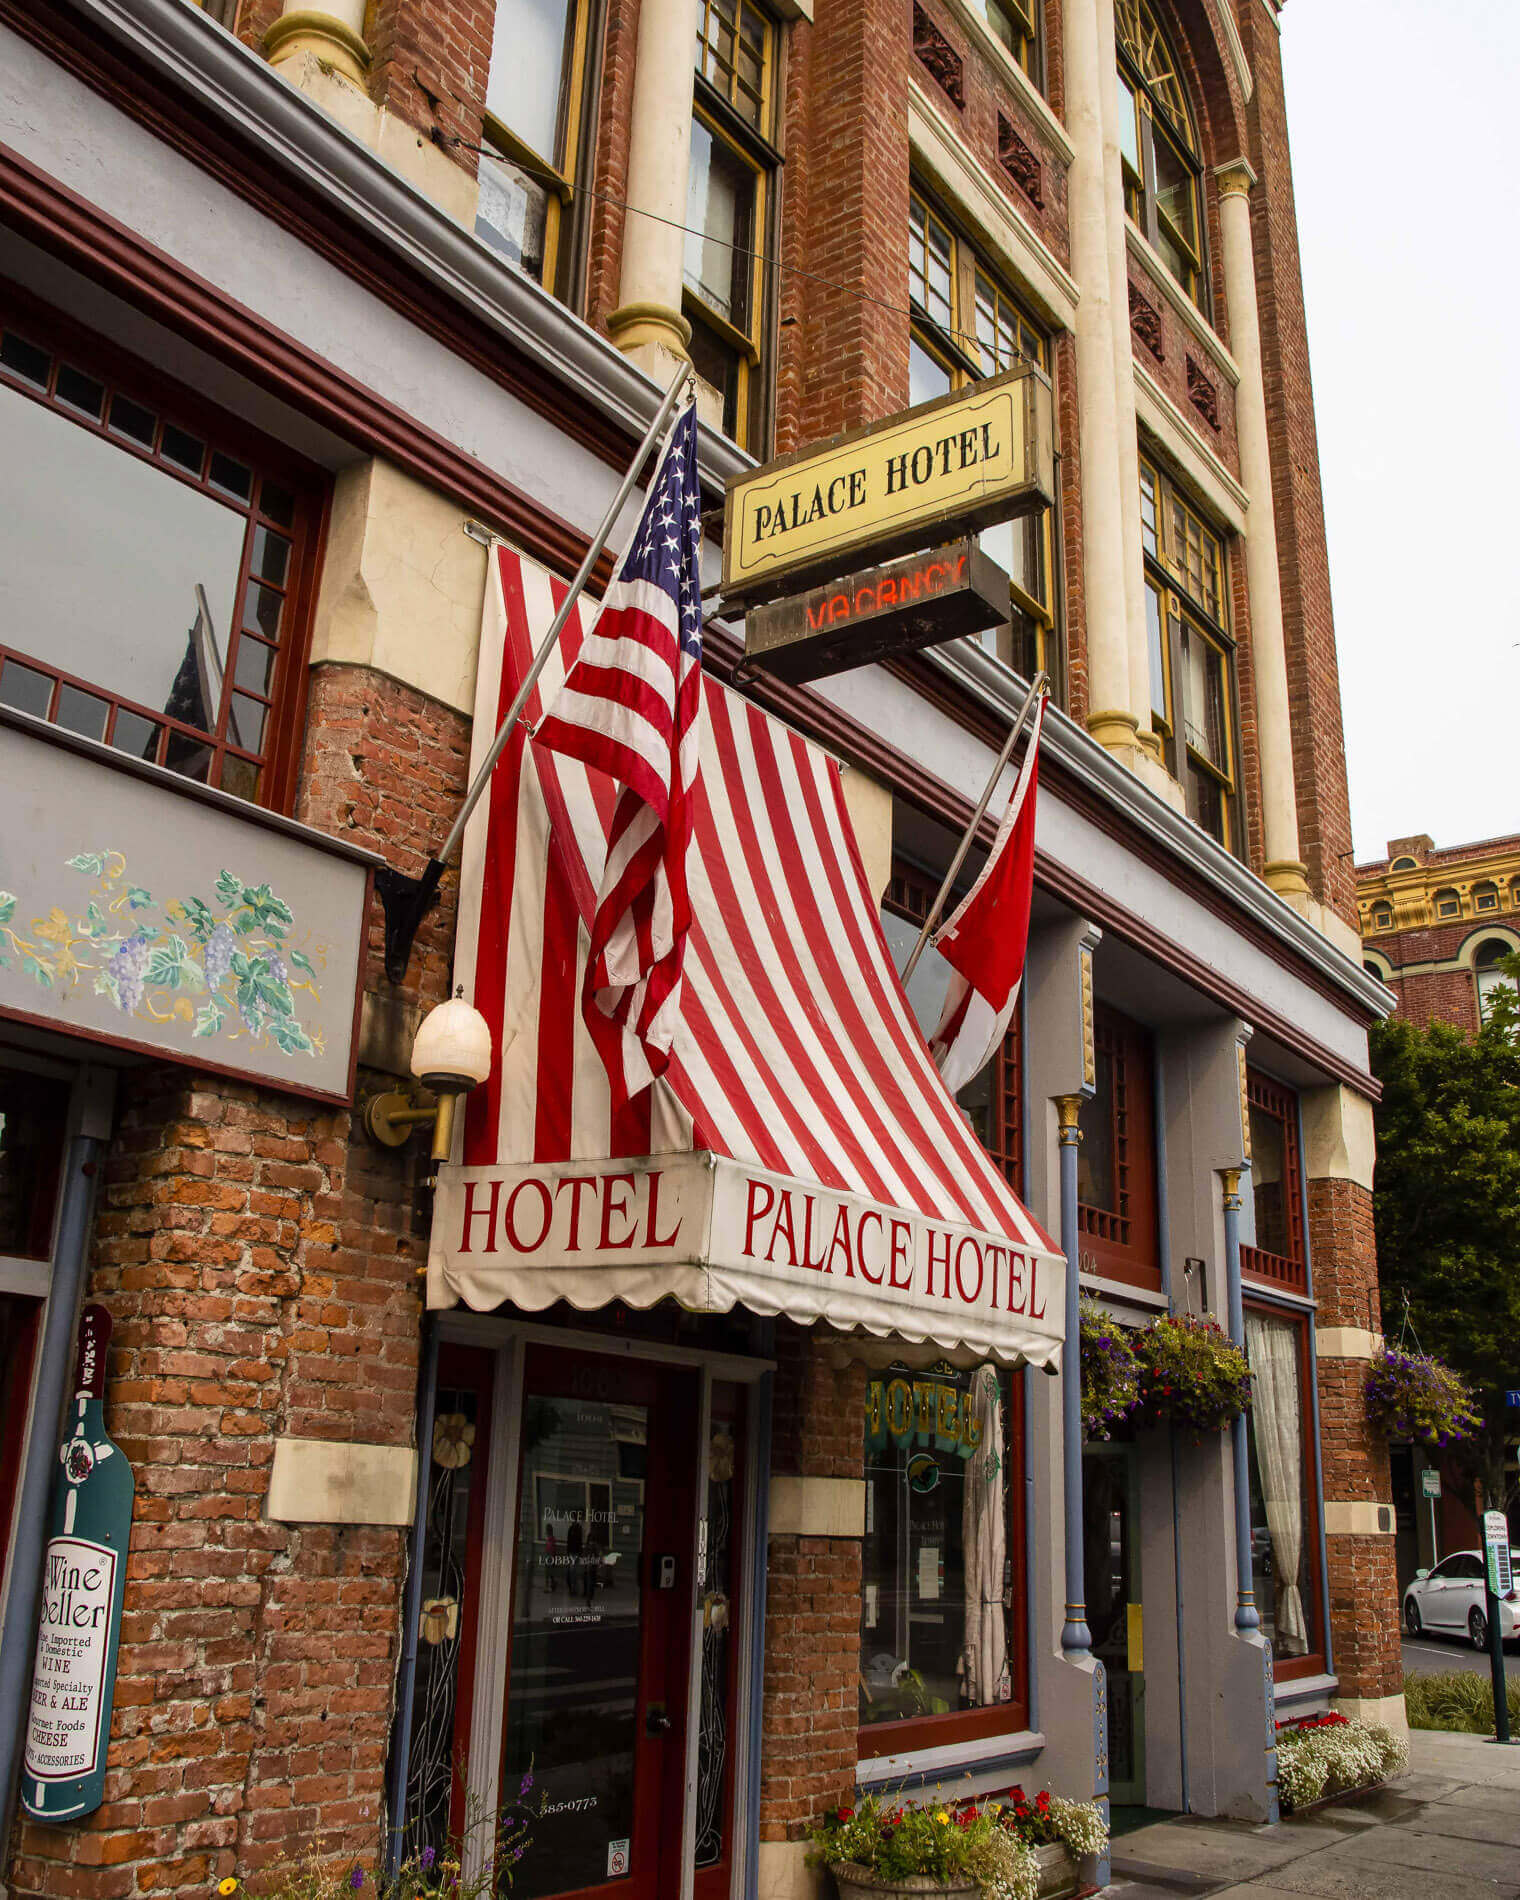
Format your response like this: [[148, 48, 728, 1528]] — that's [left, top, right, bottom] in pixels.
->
[[1056, 1097, 1090, 1656], [0, 1130, 106, 1838], [1220, 1169, 1260, 1634], [386, 1312, 441, 1877]]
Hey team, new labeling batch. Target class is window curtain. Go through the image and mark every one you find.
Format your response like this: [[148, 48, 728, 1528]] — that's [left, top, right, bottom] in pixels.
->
[[1245, 1312, 1308, 1655], [961, 1365, 1009, 1705]]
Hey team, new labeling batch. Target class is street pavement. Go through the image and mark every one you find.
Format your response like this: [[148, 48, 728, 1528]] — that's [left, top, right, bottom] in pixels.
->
[[1403, 1634, 1520, 1679], [1103, 1729, 1520, 1900]]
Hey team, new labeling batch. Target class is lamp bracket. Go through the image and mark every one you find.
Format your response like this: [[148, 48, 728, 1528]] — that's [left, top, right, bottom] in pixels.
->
[[376, 858, 447, 985]]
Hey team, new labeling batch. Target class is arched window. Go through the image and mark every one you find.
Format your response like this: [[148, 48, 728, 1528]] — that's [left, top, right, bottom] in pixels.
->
[[1390, 855, 1417, 872], [1368, 902, 1392, 932], [1363, 955, 1390, 982], [1115, 0, 1205, 310], [1433, 888, 1461, 920], [1473, 881, 1499, 912], [1475, 939, 1518, 1024]]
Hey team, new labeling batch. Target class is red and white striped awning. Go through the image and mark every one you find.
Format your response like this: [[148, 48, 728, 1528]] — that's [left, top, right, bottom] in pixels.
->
[[428, 547, 1064, 1367]]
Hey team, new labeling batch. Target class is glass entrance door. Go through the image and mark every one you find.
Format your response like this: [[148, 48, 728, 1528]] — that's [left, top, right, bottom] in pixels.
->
[[502, 1347, 700, 1900], [1083, 1445, 1145, 1806]]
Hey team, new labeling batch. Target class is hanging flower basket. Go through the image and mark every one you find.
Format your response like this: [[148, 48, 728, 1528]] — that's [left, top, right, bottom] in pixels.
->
[[1079, 1299, 1141, 1439], [1133, 1314, 1252, 1434], [1364, 1348, 1479, 1450]]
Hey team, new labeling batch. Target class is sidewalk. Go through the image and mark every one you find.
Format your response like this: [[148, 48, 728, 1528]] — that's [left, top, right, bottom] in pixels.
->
[[1104, 1731, 1520, 1900]]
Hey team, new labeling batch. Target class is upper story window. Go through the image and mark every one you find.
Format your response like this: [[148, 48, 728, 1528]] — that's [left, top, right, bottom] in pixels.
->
[[685, 0, 780, 451], [907, 191, 1059, 691], [1390, 855, 1418, 872], [1077, 1004, 1160, 1292], [1368, 902, 1393, 933], [1434, 887, 1461, 920], [1241, 1070, 1305, 1295], [1475, 939, 1518, 1024], [0, 302, 319, 812], [477, 0, 598, 292], [1140, 457, 1238, 851], [1115, 0, 1206, 313], [979, 0, 1042, 84], [1474, 881, 1499, 912]]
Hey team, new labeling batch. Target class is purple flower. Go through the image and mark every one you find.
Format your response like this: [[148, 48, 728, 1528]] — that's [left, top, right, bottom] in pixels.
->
[[520, 1771, 534, 1797], [350, 1869, 364, 1890], [420, 1848, 436, 1873]]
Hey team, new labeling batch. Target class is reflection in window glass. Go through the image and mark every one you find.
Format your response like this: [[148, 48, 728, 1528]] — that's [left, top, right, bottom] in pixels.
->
[[0, 384, 245, 760], [486, 0, 574, 161], [1179, 622, 1226, 768], [1248, 1103, 1288, 1258], [1245, 1311, 1314, 1660], [477, 152, 552, 278], [684, 120, 753, 329], [908, 199, 954, 333], [909, 339, 953, 409], [1145, 583, 1166, 724], [860, 1363, 1018, 1727], [504, 1392, 648, 1898], [1077, 1046, 1117, 1212]]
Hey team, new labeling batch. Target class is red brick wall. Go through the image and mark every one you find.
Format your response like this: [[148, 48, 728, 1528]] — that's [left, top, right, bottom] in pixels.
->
[[367, 0, 495, 167], [761, 1327, 861, 1842], [6, 666, 469, 1898], [1305, 1175, 1400, 1700]]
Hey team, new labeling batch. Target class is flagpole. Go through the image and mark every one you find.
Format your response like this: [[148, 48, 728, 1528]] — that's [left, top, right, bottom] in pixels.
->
[[375, 360, 696, 981], [899, 670, 1047, 988]]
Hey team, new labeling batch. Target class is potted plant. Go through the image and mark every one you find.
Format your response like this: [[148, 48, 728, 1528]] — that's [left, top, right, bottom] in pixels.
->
[[994, 1787, 1109, 1898], [1364, 1347, 1479, 1450], [1274, 1710, 1408, 1812], [1133, 1314, 1251, 1435], [808, 1795, 1034, 1900], [1079, 1299, 1141, 1439]]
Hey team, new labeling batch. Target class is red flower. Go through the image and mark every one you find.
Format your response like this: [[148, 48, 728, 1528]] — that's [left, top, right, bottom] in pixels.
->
[[836, 1808, 854, 1822], [1035, 1793, 1050, 1810]]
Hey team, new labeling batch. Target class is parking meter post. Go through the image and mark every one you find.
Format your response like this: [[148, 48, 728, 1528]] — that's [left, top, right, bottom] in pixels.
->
[[1487, 1576, 1510, 1743]]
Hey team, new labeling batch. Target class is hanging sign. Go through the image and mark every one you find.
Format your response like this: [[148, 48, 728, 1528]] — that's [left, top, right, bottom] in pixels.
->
[[21, 1304, 135, 1824], [743, 539, 1010, 684], [1483, 1510, 1513, 1597], [721, 364, 1055, 606], [1421, 1468, 1442, 1499]]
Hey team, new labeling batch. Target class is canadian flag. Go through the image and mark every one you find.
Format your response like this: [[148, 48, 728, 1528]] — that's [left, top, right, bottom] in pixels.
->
[[928, 695, 1046, 1092]]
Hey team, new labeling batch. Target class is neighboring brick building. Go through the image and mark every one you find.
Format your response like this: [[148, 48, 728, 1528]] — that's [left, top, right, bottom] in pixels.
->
[[1, 0, 1396, 1893], [1357, 831, 1520, 1032]]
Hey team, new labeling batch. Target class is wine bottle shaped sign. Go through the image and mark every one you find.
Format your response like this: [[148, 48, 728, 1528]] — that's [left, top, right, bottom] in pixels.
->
[[21, 1304, 134, 1823]]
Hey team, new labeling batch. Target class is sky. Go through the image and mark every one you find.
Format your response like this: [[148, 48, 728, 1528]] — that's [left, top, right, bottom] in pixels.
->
[[1278, 2, 1520, 864]]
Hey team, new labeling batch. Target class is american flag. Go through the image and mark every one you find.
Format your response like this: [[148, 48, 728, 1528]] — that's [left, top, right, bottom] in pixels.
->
[[533, 398, 705, 1103]]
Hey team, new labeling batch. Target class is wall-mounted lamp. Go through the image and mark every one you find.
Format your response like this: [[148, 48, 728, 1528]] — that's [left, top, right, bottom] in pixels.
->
[[363, 990, 494, 1163]]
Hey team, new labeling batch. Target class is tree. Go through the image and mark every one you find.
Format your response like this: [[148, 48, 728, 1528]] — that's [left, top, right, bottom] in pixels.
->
[[1369, 969, 1520, 1514]]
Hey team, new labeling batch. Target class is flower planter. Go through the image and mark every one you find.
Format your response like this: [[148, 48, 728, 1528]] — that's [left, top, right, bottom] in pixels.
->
[[1032, 1842, 1078, 1899], [829, 1865, 980, 1900]]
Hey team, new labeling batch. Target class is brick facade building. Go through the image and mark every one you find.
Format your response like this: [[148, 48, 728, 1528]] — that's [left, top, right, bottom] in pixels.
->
[[1357, 831, 1520, 1034], [1, 0, 1397, 1894]]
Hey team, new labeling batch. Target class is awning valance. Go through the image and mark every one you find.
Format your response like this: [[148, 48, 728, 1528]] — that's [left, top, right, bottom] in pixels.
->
[[428, 548, 1064, 1368]]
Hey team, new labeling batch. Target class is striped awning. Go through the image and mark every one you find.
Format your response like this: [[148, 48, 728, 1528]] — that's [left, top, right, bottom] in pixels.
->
[[428, 547, 1065, 1367]]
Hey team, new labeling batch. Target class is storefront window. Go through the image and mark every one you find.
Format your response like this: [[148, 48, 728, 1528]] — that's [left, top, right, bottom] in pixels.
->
[[859, 1362, 1026, 1749], [1076, 1005, 1160, 1290], [1244, 1308, 1321, 1670], [1241, 1070, 1306, 1295]]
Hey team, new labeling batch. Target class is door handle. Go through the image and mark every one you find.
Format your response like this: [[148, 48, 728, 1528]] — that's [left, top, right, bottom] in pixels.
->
[[645, 1704, 673, 1737]]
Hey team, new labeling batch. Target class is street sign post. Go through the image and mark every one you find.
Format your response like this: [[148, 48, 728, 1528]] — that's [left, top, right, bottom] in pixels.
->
[[1482, 1509, 1513, 1744], [1422, 1465, 1442, 1566]]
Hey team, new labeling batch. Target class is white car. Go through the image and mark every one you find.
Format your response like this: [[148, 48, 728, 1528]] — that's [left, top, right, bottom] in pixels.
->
[[1403, 1549, 1520, 1649]]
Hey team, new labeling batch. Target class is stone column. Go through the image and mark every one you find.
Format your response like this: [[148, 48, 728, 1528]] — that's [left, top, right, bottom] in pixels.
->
[[606, 0, 699, 381], [264, 0, 371, 89], [1055, 1095, 1092, 1658], [1215, 161, 1309, 901], [1062, 0, 1136, 756], [1094, 0, 1156, 758]]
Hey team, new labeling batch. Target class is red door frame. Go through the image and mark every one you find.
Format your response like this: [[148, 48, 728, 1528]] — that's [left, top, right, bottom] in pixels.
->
[[498, 1343, 703, 1900]]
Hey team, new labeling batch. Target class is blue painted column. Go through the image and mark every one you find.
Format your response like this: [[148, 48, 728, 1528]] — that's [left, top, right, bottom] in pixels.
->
[[385, 1311, 441, 1875], [1220, 1168, 1259, 1634], [1057, 1096, 1091, 1656]]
